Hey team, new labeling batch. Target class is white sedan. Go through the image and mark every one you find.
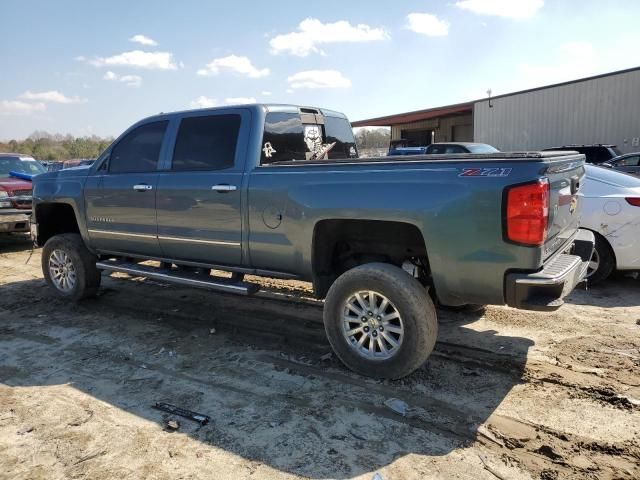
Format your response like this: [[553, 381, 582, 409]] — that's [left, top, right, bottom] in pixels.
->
[[580, 164, 640, 283]]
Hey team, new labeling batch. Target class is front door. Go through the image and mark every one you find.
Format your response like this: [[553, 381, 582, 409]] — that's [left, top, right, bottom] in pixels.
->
[[85, 120, 169, 256], [156, 111, 247, 265]]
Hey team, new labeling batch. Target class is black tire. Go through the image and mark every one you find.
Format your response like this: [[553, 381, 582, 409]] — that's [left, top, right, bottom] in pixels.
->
[[586, 233, 616, 285], [42, 233, 101, 301], [323, 263, 438, 379]]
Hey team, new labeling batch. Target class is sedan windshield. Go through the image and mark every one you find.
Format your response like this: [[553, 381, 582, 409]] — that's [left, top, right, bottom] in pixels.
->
[[0, 157, 47, 177]]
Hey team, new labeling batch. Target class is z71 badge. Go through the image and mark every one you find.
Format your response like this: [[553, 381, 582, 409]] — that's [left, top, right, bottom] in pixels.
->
[[459, 167, 512, 177]]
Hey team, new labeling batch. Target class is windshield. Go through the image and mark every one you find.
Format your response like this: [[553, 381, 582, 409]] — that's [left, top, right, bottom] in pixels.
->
[[466, 144, 499, 153], [0, 156, 47, 177]]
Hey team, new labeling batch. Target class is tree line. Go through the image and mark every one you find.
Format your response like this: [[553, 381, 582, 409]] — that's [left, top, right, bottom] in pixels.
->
[[0, 131, 113, 161], [354, 128, 391, 150]]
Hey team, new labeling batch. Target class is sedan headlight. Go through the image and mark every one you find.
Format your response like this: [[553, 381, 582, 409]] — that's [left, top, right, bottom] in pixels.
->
[[0, 191, 10, 208]]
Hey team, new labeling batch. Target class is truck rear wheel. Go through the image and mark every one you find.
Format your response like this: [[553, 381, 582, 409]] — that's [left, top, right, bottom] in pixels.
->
[[42, 233, 101, 301], [323, 263, 438, 379]]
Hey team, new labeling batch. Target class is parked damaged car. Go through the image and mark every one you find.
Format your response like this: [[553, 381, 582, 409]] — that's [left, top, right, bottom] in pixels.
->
[[580, 165, 640, 283], [0, 153, 45, 233]]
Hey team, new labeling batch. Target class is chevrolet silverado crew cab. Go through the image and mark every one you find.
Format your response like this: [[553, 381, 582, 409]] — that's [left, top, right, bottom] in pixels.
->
[[31, 104, 594, 379]]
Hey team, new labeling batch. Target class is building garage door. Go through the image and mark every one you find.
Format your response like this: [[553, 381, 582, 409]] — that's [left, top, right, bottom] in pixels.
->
[[452, 124, 473, 142], [400, 129, 433, 146]]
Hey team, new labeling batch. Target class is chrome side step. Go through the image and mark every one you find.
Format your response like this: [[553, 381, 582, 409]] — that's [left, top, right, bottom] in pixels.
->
[[96, 260, 259, 296]]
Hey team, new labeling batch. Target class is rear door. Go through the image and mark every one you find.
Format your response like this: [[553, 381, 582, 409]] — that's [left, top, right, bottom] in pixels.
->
[[155, 110, 249, 265], [85, 120, 169, 256]]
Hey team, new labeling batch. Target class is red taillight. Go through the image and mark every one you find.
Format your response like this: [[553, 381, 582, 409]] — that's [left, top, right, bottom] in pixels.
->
[[505, 179, 550, 246], [625, 198, 640, 207]]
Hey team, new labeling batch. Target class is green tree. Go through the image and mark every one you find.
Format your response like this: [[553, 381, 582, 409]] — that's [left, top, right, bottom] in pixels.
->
[[0, 131, 114, 162]]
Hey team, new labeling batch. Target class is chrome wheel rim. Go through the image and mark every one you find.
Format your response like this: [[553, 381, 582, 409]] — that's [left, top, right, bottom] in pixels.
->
[[342, 291, 404, 360], [587, 248, 600, 278], [48, 249, 76, 292]]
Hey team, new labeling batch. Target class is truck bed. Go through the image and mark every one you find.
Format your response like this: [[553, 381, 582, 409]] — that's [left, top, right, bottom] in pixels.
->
[[264, 151, 581, 167]]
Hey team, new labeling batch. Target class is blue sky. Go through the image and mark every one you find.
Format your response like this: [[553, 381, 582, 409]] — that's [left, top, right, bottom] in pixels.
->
[[1, 0, 639, 140]]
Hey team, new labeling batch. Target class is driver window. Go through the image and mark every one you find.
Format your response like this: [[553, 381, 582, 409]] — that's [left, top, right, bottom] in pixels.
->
[[109, 121, 168, 173]]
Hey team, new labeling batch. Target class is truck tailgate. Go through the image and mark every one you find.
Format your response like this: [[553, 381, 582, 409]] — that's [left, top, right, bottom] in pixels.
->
[[543, 155, 585, 259]]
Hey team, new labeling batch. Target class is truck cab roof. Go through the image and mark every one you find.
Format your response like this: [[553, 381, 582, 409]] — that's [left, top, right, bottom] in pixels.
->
[[144, 104, 349, 123]]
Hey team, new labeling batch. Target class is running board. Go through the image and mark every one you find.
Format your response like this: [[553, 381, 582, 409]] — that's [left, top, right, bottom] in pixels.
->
[[96, 260, 259, 296]]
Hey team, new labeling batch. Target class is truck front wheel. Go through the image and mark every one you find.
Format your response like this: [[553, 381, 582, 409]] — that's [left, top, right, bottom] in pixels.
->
[[42, 233, 101, 301], [323, 263, 438, 379]]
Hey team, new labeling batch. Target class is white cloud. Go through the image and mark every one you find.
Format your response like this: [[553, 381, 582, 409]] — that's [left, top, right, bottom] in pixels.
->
[[189, 96, 219, 109], [406, 13, 450, 36], [225, 97, 257, 105], [261, 90, 272, 96], [129, 34, 158, 46], [89, 50, 177, 70], [0, 100, 46, 115], [19, 90, 86, 104], [287, 70, 352, 89], [119, 75, 142, 87], [455, 0, 544, 19], [104, 71, 142, 87], [270, 18, 388, 56], [196, 55, 269, 78]]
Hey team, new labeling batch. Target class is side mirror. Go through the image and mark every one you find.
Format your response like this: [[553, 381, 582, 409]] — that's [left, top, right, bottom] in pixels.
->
[[601, 163, 613, 168]]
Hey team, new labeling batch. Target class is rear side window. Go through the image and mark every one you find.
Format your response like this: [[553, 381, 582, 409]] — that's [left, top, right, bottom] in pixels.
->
[[172, 114, 241, 171], [110, 121, 168, 173], [591, 148, 611, 164], [324, 116, 358, 159], [428, 145, 465, 154], [261, 113, 307, 164], [575, 147, 613, 164], [445, 146, 467, 154]]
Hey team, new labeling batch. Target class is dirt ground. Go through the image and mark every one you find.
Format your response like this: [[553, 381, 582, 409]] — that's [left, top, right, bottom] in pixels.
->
[[1, 233, 639, 480]]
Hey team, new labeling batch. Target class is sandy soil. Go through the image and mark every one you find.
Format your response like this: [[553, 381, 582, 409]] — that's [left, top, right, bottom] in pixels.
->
[[1, 233, 639, 480]]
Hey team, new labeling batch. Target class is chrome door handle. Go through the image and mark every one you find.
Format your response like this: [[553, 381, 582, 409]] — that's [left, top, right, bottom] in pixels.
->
[[211, 184, 237, 192], [133, 184, 153, 191]]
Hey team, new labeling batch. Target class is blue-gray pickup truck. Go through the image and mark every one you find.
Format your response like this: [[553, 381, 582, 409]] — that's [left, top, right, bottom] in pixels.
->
[[31, 104, 594, 378]]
